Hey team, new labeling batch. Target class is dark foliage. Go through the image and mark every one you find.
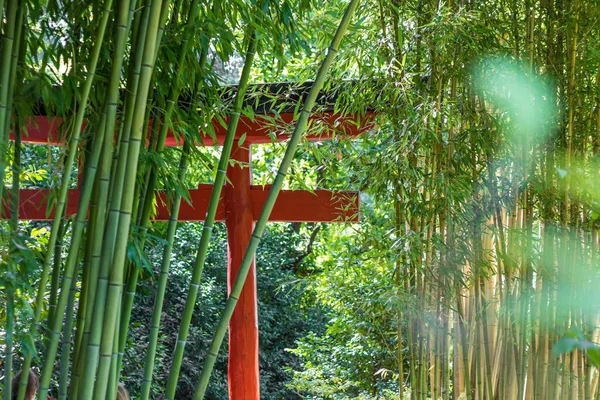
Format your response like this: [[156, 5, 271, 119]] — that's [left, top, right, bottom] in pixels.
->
[[122, 222, 325, 399]]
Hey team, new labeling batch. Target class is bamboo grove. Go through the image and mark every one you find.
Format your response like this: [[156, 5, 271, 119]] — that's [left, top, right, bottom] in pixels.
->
[[2, 0, 600, 399], [307, 0, 600, 398], [0, 0, 360, 399]]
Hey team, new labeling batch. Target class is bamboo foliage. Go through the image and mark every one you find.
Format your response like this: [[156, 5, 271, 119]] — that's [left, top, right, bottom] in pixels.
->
[[90, 0, 168, 397], [2, 0, 600, 399], [163, 3, 265, 396], [118, 0, 205, 381], [328, 0, 600, 398], [192, 0, 360, 396], [3, 0, 318, 398], [280, 0, 600, 398]]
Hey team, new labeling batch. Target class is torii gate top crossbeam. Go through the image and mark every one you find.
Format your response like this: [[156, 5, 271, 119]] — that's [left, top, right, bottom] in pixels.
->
[[14, 81, 375, 146]]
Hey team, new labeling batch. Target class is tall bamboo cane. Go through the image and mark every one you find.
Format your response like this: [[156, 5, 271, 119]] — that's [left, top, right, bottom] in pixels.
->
[[117, 0, 205, 374], [5, 121, 20, 400], [139, 142, 191, 400], [0, 0, 18, 203], [57, 266, 79, 400], [34, 0, 112, 398], [91, 1, 169, 398], [192, 0, 359, 397], [163, 5, 265, 396], [19, 1, 114, 398], [38, 0, 130, 392], [73, 5, 148, 396], [3, 2, 24, 397], [48, 215, 67, 327]]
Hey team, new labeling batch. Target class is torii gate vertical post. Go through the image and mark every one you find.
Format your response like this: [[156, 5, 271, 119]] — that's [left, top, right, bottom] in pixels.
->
[[225, 144, 259, 399], [223, 138, 364, 400]]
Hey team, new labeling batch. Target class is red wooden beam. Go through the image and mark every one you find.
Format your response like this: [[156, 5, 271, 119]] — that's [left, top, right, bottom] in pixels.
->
[[3, 187, 359, 222], [12, 112, 374, 146], [250, 186, 358, 222]]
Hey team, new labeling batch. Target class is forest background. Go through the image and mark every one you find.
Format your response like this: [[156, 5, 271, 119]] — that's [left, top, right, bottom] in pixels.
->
[[1, 0, 600, 399]]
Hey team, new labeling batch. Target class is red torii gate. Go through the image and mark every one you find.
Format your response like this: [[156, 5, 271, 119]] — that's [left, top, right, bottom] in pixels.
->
[[3, 84, 373, 400]]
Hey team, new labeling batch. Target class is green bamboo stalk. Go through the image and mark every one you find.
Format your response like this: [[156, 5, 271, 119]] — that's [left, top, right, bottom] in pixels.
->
[[4, 272, 15, 400], [117, 0, 205, 374], [107, 294, 123, 400], [76, 2, 150, 397], [108, 0, 146, 205], [3, 1, 24, 395], [70, 206, 96, 400], [191, 1, 359, 397], [70, 167, 100, 398], [1, 0, 23, 138], [48, 217, 66, 326], [7, 4, 38, 400], [69, 117, 108, 400], [75, 0, 146, 375], [57, 265, 79, 400], [454, 265, 472, 400], [479, 279, 494, 399], [394, 194, 404, 399], [140, 142, 191, 400], [154, 0, 173, 60], [163, 8, 265, 397], [91, 1, 168, 398], [4, 120, 20, 400], [35, 0, 115, 395], [0, 0, 18, 203]]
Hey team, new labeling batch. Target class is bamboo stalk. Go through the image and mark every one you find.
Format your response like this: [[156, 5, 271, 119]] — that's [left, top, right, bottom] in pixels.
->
[[0, 0, 18, 203], [70, 154, 101, 399], [73, 7, 149, 393], [4, 2, 24, 396], [48, 216, 66, 327], [70, 190, 97, 399], [139, 143, 190, 400], [163, 4, 266, 397], [394, 196, 405, 399], [106, 294, 123, 400], [35, 0, 115, 394], [35, 1, 134, 395], [73, 3, 147, 399], [4, 121, 20, 400], [117, 0, 205, 375], [57, 266, 79, 400], [191, 1, 359, 396], [89, 1, 167, 398]]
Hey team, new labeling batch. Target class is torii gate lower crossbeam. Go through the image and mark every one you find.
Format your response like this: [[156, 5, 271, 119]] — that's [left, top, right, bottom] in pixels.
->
[[3, 111, 367, 400]]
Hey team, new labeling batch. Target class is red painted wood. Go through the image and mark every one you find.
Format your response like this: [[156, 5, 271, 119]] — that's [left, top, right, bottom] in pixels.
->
[[2, 187, 226, 222], [13, 112, 374, 146], [251, 186, 359, 222], [5, 186, 358, 222], [7, 107, 366, 400], [4, 189, 81, 220], [225, 145, 260, 400]]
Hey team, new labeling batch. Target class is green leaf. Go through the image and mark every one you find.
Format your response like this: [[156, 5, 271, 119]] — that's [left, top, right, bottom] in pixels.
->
[[552, 338, 579, 358], [30, 227, 47, 237], [587, 348, 600, 367], [238, 132, 247, 147]]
